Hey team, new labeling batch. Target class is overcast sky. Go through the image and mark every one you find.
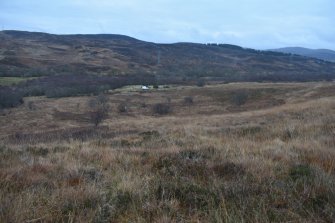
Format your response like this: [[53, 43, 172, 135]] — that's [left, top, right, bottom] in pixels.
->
[[1, 0, 334, 50]]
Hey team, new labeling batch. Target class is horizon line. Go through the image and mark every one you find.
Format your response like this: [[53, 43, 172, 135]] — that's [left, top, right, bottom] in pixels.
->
[[1, 29, 334, 51]]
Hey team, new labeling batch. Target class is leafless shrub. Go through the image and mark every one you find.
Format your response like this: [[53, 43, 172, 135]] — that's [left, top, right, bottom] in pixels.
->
[[231, 90, 248, 106], [166, 97, 171, 103], [117, 102, 128, 113], [183, 96, 194, 105], [152, 103, 171, 115], [27, 101, 36, 110]]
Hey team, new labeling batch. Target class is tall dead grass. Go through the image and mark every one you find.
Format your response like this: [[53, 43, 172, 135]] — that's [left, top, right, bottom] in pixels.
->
[[0, 82, 335, 222]]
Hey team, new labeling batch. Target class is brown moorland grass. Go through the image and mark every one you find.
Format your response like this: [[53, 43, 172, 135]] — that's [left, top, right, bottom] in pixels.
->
[[0, 82, 334, 222]]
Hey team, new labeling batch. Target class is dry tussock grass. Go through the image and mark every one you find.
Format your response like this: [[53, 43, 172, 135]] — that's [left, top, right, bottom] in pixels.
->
[[0, 82, 335, 222]]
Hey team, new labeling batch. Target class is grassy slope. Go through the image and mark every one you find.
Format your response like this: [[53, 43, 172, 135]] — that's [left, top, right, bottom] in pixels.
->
[[0, 82, 335, 222]]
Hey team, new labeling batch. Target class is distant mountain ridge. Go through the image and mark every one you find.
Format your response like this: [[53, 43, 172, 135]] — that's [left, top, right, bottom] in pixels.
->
[[1, 30, 335, 82], [269, 47, 335, 62]]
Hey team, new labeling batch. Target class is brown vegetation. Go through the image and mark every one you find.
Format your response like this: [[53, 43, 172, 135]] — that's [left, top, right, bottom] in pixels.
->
[[1, 30, 335, 83], [0, 82, 335, 222]]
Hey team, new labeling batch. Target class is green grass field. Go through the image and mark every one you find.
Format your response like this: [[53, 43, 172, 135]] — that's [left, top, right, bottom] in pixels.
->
[[0, 77, 36, 86]]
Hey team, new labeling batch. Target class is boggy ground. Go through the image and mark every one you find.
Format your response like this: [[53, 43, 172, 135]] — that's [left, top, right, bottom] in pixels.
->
[[0, 82, 335, 222]]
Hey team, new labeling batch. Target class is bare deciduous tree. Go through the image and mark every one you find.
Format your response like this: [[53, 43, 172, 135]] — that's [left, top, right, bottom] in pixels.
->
[[88, 94, 109, 126]]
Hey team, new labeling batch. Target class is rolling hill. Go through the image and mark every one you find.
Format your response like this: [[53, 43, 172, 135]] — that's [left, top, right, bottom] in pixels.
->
[[270, 47, 335, 62], [0, 30, 335, 82]]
